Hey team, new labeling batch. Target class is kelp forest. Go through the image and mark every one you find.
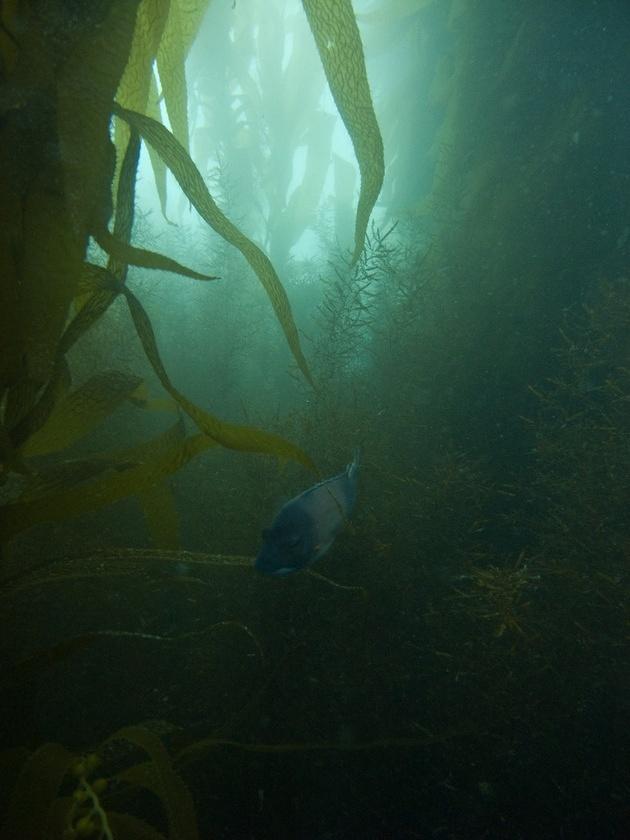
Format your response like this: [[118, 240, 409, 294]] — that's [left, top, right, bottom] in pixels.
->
[[1, 0, 629, 837]]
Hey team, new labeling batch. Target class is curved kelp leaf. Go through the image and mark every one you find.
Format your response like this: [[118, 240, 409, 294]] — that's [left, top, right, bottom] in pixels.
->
[[156, 0, 212, 150], [95, 226, 218, 282], [123, 286, 315, 469], [112, 103, 313, 386], [301, 0, 384, 263], [111, 124, 143, 281], [114, 0, 170, 184], [0, 742, 77, 840], [103, 126, 217, 282], [21, 370, 143, 457], [0, 420, 216, 543], [109, 726, 199, 840], [8, 359, 71, 452], [146, 69, 171, 222]]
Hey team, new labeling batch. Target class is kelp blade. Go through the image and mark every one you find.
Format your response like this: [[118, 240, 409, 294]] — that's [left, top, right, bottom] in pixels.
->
[[112, 103, 314, 386], [22, 371, 143, 457], [110, 725, 199, 840], [156, 0, 212, 150], [95, 226, 218, 282], [0, 420, 216, 543], [0, 742, 77, 840], [123, 286, 316, 469], [302, 0, 384, 263]]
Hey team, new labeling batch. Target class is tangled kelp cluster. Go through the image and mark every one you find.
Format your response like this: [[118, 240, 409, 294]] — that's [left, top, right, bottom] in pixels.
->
[[0, 725, 200, 839], [0, 0, 384, 545]]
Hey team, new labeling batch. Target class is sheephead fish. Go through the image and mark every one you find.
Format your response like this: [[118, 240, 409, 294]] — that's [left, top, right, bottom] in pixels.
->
[[255, 451, 360, 576]]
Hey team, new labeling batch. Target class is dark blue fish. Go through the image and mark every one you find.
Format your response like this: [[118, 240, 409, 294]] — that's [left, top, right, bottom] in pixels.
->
[[255, 451, 360, 576]]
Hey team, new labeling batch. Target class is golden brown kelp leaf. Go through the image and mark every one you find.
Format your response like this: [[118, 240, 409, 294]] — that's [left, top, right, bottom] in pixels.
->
[[74, 260, 313, 468], [101, 127, 216, 282], [146, 69, 171, 221], [112, 103, 314, 386], [110, 726, 199, 840], [21, 371, 143, 458], [0, 419, 216, 543], [61, 282, 120, 350], [301, 0, 384, 263], [138, 481, 180, 548], [157, 0, 212, 150], [114, 0, 170, 179], [111, 124, 143, 281], [0, 742, 77, 840], [95, 225, 218, 282], [8, 359, 71, 452], [123, 286, 316, 469]]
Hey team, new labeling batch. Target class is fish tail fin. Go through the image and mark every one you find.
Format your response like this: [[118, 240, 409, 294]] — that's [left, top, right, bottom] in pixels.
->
[[347, 448, 361, 481]]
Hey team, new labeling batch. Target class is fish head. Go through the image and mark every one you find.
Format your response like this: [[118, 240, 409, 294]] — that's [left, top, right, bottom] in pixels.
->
[[254, 521, 311, 576]]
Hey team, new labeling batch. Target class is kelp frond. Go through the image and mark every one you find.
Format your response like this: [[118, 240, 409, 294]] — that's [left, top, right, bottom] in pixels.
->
[[302, 0, 385, 263], [113, 103, 314, 387]]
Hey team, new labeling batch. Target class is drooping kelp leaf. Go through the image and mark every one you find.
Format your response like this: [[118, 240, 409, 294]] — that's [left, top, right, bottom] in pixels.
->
[[123, 285, 316, 469], [157, 0, 212, 150], [21, 371, 143, 458], [8, 359, 71, 452], [114, 0, 170, 181], [95, 225, 218, 282], [60, 281, 120, 350], [109, 726, 199, 840], [138, 481, 180, 548], [301, 0, 384, 264], [146, 69, 171, 222], [2, 378, 56, 436], [73, 262, 314, 469], [112, 103, 314, 386], [0, 419, 217, 543], [100, 127, 216, 283], [111, 123, 143, 281], [0, 742, 77, 840]]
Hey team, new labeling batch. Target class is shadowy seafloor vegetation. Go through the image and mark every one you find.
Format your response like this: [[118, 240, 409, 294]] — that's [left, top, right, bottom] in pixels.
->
[[1, 1, 630, 838]]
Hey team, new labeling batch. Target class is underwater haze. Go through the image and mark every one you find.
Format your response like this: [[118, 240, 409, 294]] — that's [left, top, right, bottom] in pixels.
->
[[1, 0, 630, 837]]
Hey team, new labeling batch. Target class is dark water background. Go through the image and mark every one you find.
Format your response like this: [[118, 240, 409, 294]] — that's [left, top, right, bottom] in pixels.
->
[[2, 1, 630, 838]]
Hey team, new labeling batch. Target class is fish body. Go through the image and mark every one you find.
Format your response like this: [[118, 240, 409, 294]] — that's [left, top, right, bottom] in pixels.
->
[[255, 452, 360, 576]]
